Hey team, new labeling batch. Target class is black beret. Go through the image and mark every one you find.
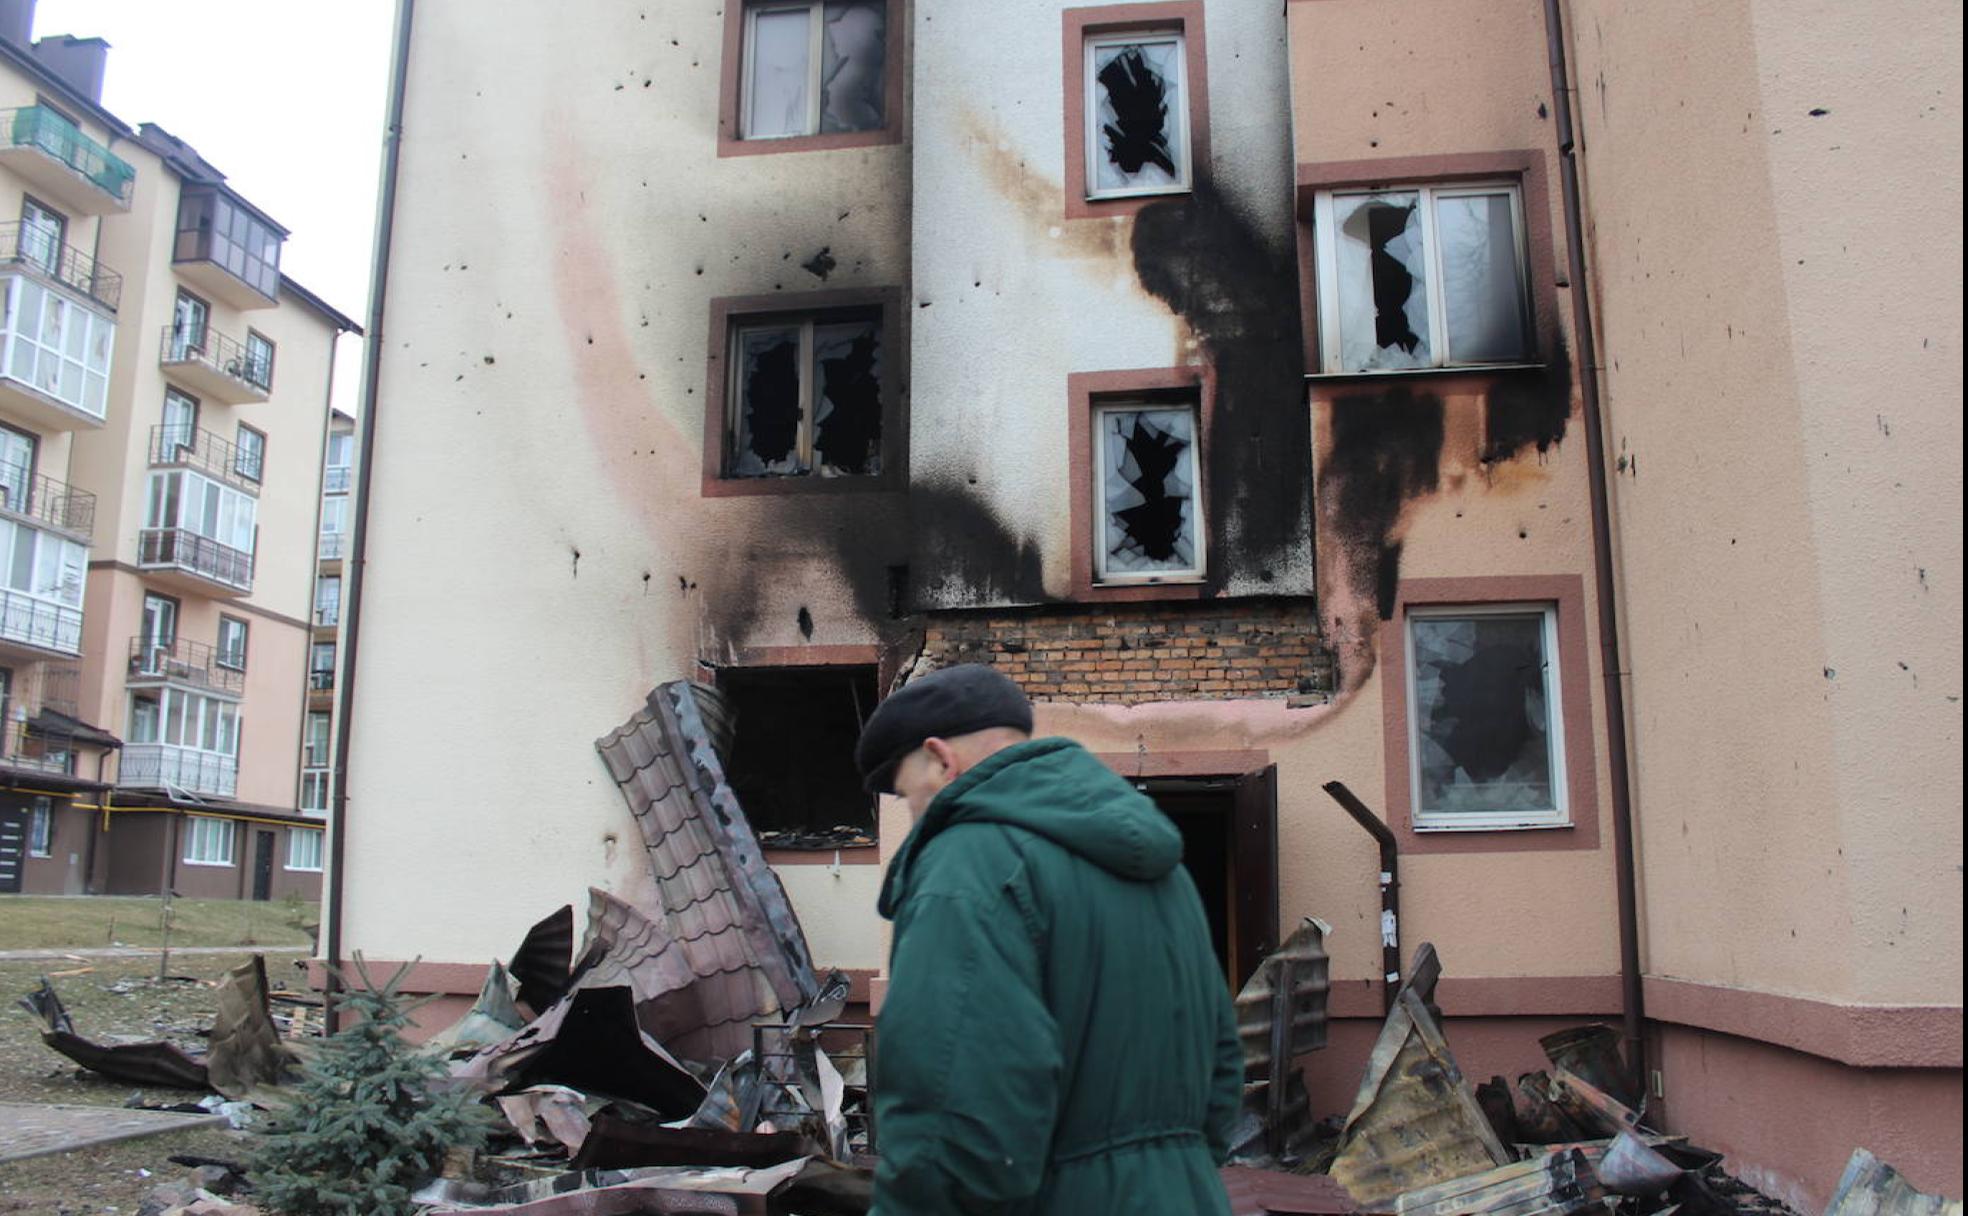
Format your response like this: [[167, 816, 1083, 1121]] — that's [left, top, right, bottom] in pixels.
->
[[855, 664, 1034, 794]]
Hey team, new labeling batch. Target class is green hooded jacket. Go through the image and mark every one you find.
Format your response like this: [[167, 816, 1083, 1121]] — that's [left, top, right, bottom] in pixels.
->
[[872, 737, 1241, 1215]]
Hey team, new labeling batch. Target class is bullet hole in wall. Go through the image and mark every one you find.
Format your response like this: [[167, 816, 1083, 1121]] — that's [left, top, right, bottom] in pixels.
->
[[797, 606, 815, 640]]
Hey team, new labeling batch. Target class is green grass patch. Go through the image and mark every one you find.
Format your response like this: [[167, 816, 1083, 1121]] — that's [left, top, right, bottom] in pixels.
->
[[0, 896, 316, 951]]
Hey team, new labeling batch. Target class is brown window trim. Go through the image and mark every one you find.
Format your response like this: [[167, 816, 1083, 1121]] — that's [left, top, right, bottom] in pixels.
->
[[234, 423, 266, 483], [1294, 149, 1559, 377], [716, 0, 907, 159], [700, 287, 907, 498], [1066, 364, 1214, 603], [245, 328, 275, 388], [1378, 574, 1602, 855], [1062, 1, 1211, 221], [217, 614, 250, 671]]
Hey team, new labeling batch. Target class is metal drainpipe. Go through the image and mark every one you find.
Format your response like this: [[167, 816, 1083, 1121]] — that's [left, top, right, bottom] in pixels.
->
[[325, 0, 416, 1033], [1322, 782, 1401, 1014], [1542, 0, 1647, 1094]]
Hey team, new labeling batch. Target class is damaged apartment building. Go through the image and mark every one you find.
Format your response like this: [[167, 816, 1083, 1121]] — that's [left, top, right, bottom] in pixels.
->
[[333, 1, 1962, 1211]]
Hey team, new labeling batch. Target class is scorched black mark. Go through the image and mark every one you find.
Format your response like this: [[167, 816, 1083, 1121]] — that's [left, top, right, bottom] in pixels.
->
[[1099, 47, 1176, 177]]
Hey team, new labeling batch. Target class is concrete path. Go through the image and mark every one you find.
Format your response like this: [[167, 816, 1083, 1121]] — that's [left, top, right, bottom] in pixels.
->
[[0, 945, 311, 962], [0, 1102, 228, 1164]]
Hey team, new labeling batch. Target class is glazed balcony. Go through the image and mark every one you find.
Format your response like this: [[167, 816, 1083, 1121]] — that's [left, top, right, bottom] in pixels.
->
[[119, 742, 237, 799], [149, 424, 263, 495], [159, 325, 271, 404], [300, 767, 329, 817], [127, 636, 245, 699], [324, 465, 351, 494], [137, 528, 254, 596], [0, 106, 136, 214], [0, 222, 122, 312], [173, 186, 283, 310], [0, 272, 115, 430]]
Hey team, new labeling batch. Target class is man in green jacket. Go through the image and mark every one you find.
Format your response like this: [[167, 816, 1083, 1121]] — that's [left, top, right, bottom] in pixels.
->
[[855, 664, 1241, 1215]]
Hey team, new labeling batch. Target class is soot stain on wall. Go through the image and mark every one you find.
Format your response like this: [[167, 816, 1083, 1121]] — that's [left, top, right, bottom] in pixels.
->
[[1320, 387, 1445, 620], [1130, 182, 1314, 591], [1480, 333, 1574, 464]]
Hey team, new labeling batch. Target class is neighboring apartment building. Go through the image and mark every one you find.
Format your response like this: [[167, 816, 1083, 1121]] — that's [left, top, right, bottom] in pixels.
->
[[336, 1, 1960, 1210], [0, 1, 358, 902], [301, 407, 353, 821]]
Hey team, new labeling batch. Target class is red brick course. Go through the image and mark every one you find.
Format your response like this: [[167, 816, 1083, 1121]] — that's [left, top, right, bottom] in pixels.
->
[[921, 599, 1334, 705]]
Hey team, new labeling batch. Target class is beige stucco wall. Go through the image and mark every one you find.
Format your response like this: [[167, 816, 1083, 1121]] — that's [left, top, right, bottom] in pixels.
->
[[1567, 0, 1964, 1007], [340, 0, 912, 965]]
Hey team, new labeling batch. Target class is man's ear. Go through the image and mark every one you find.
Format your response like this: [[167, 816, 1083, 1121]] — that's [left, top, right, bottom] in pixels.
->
[[922, 736, 959, 776]]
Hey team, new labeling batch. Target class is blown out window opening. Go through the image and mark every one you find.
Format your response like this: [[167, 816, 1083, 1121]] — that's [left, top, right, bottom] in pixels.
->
[[1092, 399, 1204, 585], [740, 0, 888, 140], [1084, 30, 1191, 201], [1312, 181, 1533, 374], [1404, 601, 1568, 830], [727, 309, 883, 479]]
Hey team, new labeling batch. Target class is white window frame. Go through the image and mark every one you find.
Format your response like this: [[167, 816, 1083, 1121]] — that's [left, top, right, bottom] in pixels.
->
[[1083, 30, 1193, 202], [1311, 181, 1533, 374], [725, 310, 884, 479], [28, 796, 52, 857], [741, 1, 827, 140], [1090, 400, 1206, 585], [1404, 601, 1567, 830], [183, 814, 235, 866], [286, 827, 323, 872]]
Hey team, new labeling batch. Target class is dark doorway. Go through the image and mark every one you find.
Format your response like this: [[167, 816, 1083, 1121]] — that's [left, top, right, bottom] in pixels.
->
[[251, 831, 275, 901], [1140, 766, 1279, 989], [0, 807, 24, 893]]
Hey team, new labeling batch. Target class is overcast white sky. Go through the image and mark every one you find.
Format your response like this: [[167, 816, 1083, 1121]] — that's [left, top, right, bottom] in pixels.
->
[[35, 1, 396, 415]]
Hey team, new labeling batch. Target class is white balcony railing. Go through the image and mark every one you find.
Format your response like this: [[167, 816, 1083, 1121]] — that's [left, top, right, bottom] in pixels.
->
[[0, 587, 82, 655], [119, 742, 237, 798]]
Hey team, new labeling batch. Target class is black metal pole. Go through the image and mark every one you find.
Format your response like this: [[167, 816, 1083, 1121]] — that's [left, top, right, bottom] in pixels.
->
[[1543, 0, 1647, 1095], [1321, 782, 1400, 1014]]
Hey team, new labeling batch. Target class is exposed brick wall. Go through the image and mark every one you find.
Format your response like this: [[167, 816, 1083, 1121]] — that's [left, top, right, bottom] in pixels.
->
[[920, 598, 1335, 705]]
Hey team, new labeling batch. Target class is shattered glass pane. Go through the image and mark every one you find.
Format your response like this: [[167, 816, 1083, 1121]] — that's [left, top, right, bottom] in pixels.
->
[[1334, 192, 1432, 372], [1436, 192, 1529, 363], [1098, 406, 1199, 578], [819, 1, 885, 133], [1092, 38, 1184, 194], [1410, 612, 1557, 818], [812, 319, 881, 476], [745, 6, 811, 139], [732, 326, 807, 477]]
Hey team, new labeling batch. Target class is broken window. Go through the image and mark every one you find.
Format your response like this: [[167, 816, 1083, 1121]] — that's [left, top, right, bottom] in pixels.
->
[[1405, 603, 1567, 828], [1084, 31, 1191, 199], [1313, 182, 1532, 373], [717, 666, 878, 847], [741, 0, 887, 140], [1093, 400, 1204, 583], [727, 309, 883, 479]]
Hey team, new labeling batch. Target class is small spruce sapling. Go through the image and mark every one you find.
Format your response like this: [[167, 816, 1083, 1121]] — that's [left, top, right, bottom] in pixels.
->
[[248, 954, 490, 1215]]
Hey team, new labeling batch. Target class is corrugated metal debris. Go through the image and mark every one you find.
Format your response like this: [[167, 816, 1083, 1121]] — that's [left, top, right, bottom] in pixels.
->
[[1824, 1150, 1964, 1216], [18, 976, 210, 1090]]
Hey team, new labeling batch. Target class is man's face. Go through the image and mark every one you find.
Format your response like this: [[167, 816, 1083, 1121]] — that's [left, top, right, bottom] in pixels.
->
[[891, 738, 958, 818]]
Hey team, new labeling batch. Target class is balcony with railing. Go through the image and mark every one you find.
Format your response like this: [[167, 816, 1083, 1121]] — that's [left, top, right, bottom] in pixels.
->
[[127, 636, 245, 698], [1, 717, 74, 776], [317, 530, 344, 561], [0, 222, 122, 313], [137, 528, 254, 595], [0, 106, 136, 214], [149, 424, 263, 495], [324, 465, 351, 494], [0, 463, 95, 543], [173, 186, 283, 310], [0, 588, 81, 657], [158, 325, 271, 404], [119, 743, 237, 799]]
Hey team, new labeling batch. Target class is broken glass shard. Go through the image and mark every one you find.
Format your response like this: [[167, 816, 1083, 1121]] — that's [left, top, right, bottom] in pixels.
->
[[1335, 191, 1432, 371], [812, 319, 881, 476], [745, 6, 811, 139], [1092, 38, 1184, 193], [1436, 192, 1528, 364], [1099, 406, 1199, 578], [1410, 612, 1556, 816], [819, 0, 885, 133], [732, 326, 806, 477]]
